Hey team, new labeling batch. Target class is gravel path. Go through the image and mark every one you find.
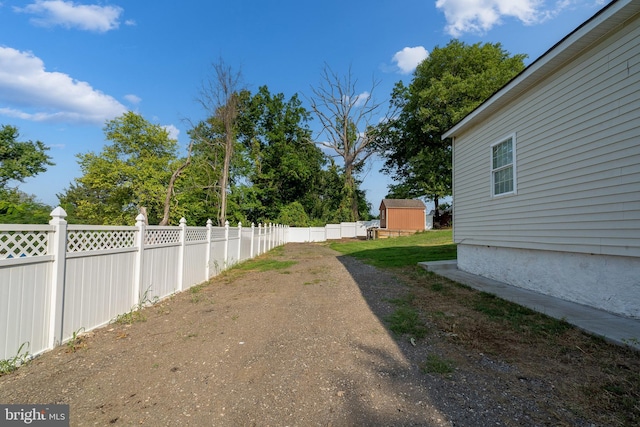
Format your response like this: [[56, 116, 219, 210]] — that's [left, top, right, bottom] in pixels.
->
[[0, 243, 590, 426]]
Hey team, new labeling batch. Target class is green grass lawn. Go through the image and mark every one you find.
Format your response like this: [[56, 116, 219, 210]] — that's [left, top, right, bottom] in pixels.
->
[[329, 230, 456, 268]]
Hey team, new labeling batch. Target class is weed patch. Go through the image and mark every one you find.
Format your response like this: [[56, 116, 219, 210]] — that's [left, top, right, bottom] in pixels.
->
[[189, 284, 206, 303], [384, 306, 428, 339], [421, 354, 455, 375], [112, 287, 159, 325], [66, 327, 87, 353], [0, 342, 30, 376], [384, 293, 428, 339]]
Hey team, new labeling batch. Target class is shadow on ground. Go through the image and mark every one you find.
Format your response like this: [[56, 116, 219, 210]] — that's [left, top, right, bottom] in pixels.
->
[[334, 251, 587, 427]]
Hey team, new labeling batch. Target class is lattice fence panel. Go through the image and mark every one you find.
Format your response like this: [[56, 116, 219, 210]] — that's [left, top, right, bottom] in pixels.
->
[[210, 228, 226, 240], [145, 228, 181, 245], [67, 230, 136, 253], [0, 231, 49, 259], [186, 228, 207, 242]]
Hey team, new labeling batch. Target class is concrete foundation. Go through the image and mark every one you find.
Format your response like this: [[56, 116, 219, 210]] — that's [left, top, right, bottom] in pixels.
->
[[457, 244, 640, 319]]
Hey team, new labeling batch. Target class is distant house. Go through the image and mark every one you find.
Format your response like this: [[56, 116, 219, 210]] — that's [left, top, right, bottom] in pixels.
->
[[442, 0, 640, 318], [379, 199, 426, 232]]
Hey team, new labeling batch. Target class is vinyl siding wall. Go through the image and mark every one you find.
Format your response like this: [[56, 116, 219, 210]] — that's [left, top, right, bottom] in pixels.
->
[[453, 12, 640, 258]]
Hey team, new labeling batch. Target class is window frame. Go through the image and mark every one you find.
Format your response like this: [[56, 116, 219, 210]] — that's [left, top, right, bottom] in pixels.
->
[[490, 133, 517, 197]]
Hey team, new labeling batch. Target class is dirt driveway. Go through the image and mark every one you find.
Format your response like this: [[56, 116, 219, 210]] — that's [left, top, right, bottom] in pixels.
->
[[0, 243, 590, 426]]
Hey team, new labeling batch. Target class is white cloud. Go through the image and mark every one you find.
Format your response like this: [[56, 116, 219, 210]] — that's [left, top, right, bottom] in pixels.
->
[[0, 46, 126, 125], [340, 92, 371, 108], [392, 46, 429, 74], [163, 124, 180, 140], [124, 94, 141, 105], [436, 0, 547, 36], [15, 0, 123, 32], [353, 91, 370, 107]]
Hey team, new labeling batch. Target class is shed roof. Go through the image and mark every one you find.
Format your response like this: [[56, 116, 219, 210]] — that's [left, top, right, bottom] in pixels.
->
[[381, 199, 426, 209], [442, 0, 640, 139]]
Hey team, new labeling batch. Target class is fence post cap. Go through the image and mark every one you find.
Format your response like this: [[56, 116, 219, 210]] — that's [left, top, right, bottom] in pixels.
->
[[206, 218, 213, 226], [49, 206, 67, 219], [180, 217, 187, 226], [135, 214, 146, 225]]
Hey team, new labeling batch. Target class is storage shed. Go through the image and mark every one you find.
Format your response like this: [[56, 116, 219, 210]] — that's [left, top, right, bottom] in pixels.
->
[[379, 199, 426, 231], [442, 0, 640, 318]]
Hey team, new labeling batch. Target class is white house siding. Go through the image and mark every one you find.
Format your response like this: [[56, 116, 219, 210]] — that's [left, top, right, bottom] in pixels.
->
[[451, 5, 640, 317], [453, 11, 640, 257]]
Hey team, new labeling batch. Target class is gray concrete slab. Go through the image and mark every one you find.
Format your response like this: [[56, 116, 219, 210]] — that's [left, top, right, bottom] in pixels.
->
[[418, 260, 640, 351]]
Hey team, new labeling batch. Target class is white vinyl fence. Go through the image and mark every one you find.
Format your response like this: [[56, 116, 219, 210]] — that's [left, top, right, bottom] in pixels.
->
[[286, 221, 374, 242], [0, 207, 287, 360]]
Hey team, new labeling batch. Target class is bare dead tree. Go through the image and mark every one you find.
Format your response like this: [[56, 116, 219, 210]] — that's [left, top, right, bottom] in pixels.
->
[[196, 58, 244, 226], [308, 64, 385, 221]]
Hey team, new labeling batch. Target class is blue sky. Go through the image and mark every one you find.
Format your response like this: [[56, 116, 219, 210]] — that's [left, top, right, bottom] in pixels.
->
[[0, 0, 607, 218]]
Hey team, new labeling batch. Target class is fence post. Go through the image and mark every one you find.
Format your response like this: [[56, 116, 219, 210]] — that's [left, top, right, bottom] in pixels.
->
[[269, 223, 273, 251], [237, 222, 242, 263], [133, 213, 146, 308], [206, 219, 213, 278], [257, 223, 262, 255], [250, 223, 255, 259], [48, 207, 67, 348], [224, 220, 229, 270], [178, 218, 187, 291]]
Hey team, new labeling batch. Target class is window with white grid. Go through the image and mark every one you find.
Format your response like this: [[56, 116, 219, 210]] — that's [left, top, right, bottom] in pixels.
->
[[491, 134, 517, 197]]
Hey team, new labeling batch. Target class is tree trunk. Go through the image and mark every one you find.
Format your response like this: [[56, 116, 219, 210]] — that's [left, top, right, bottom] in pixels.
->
[[433, 195, 440, 228], [196, 58, 243, 227], [159, 143, 192, 226], [218, 120, 234, 226], [344, 163, 358, 222], [138, 206, 149, 225]]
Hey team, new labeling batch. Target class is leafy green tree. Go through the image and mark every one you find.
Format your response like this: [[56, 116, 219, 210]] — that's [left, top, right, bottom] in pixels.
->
[[307, 160, 371, 224], [373, 40, 526, 215], [277, 201, 311, 227], [0, 124, 53, 189], [184, 84, 372, 227], [235, 86, 327, 224], [0, 188, 52, 224], [59, 111, 182, 225], [0, 124, 54, 224]]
